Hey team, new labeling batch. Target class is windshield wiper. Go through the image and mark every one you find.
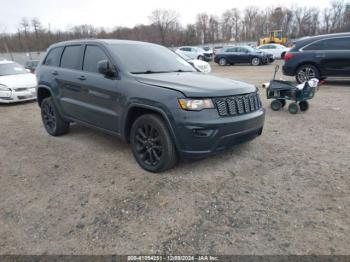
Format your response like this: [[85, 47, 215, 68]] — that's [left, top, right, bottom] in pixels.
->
[[131, 70, 171, 74], [131, 69, 193, 74]]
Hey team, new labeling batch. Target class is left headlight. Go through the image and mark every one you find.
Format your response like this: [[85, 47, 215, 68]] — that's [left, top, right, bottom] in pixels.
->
[[178, 98, 214, 111], [0, 84, 10, 91]]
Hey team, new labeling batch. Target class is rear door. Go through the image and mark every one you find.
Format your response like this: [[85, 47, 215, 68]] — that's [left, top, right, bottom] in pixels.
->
[[78, 44, 121, 132], [55, 45, 85, 120], [224, 47, 238, 63], [320, 37, 350, 76]]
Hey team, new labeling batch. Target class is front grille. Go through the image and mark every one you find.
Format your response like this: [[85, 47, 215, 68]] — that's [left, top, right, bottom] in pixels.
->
[[15, 88, 29, 92], [214, 92, 262, 117]]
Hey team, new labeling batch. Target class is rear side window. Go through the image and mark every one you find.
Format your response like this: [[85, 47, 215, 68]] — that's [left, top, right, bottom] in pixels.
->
[[60, 45, 82, 70], [326, 38, 350, 50], [44, 47, 63, 67], [304, 37, 350, 51], [83, 45, 109, 74]]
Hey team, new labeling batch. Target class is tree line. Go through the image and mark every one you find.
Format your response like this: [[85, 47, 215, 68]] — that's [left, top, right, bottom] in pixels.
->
[[0, 0, 349, 53]]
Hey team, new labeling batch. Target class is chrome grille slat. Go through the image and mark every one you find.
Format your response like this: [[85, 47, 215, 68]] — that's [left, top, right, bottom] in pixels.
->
[[214, 92, 261, 117]]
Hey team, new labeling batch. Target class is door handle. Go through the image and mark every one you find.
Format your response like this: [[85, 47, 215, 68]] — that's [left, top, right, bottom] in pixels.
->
[[52, 70, 58, 76], [78, 75, 86, 81]]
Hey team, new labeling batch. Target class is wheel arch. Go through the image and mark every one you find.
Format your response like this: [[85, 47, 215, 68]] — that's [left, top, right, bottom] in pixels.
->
[[122, 104, 178, 148], [294, 62, 321, 76], [37, 85, 53, 107]]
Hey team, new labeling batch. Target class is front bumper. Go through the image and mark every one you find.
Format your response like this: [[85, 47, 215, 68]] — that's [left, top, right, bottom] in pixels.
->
[[0, 88, 36, 103], [173, 108, 265, 159]]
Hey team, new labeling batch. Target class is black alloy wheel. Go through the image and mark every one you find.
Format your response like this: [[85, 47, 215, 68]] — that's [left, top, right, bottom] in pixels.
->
[[130, 114, 177, 172], [41, 97, 69, 136]]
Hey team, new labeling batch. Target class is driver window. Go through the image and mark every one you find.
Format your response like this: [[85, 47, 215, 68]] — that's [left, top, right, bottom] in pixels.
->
[[83, 45, 109, 74]]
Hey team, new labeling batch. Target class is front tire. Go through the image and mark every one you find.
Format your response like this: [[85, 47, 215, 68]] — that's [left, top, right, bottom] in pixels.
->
[[271, 99, 282, 111], [41, 97, 69, 136], [130, 114, 178, 173], [197, 55, 204, 61], [296, 64, 319, 84], [219, 58, 227, 66]]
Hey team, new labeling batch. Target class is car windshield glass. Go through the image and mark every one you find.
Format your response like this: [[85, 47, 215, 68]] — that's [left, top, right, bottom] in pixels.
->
[[175, 51, 191, 61], [244, 46, 256, 52], [109, 43, 196, 74], [0, 63, 27, 76]]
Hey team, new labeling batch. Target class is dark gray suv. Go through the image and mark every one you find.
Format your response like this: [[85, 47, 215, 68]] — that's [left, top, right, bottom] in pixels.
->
[[36, 40, 265, 172]]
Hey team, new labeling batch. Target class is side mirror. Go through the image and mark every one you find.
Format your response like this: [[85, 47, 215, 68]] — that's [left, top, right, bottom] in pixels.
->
[[97, 60, 115, 77]]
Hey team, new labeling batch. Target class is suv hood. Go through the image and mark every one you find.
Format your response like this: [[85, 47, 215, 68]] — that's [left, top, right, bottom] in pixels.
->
[[134, 72, 256, 97]]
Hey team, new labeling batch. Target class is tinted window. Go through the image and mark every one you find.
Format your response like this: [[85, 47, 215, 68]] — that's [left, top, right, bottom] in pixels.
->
[[60, 45, 82, 70], [83, 45, 108, 73], [44, 47, 63, 66], [181, 47, 191, 52], [326, 38, 350, 50], [304, 38, 350, 51], [226, 48, 236, 52], [109, 43, 195, 73]]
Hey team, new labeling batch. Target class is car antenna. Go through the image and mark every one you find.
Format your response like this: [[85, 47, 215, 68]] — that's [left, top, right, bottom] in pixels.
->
[[273, 65, 279, 80]]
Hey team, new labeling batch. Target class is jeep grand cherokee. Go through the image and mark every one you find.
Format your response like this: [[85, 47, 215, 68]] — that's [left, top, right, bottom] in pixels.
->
[[36, 40, 265, 172]]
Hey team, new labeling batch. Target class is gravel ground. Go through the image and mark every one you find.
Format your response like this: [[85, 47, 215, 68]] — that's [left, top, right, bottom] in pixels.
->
[[0, 61, 349, 255]]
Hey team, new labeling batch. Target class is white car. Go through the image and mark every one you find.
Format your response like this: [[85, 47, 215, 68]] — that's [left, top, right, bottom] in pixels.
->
[[256, 44, 290, 59], [176, 46, 212, 61], [175, 51, 211, 74], [0, 60, 37, 103]]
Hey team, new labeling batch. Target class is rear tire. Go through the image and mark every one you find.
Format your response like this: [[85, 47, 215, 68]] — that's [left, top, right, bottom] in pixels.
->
[[288, 102, 299, 114], [130, 114, 178, 173], [278, 99, 286, 108], [41, 97, 69, 136], [299, 101, 309, 111], [251, 57, 261, 66], [296, 64, 320, 84]]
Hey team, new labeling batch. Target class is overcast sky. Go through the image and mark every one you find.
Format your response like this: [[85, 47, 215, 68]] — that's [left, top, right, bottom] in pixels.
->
[[0, 0, 334, 33]]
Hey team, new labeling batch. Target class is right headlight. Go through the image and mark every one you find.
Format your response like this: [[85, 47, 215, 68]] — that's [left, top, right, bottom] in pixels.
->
[[178, 98, 214, 111]]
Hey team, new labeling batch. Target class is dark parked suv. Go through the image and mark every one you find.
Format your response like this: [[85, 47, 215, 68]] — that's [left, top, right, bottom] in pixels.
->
[[36, 40, 265, 172], [283, 33, 350, 83]]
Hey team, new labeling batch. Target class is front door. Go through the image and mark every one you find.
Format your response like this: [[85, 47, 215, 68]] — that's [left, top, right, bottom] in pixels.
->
[[77, 44, 122, 133]]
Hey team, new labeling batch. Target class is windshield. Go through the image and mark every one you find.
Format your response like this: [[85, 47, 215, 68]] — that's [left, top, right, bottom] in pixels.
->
[[0, 62, 27, 76], [175, 51, 191, 61], [245, 46, 256, 52], [109, 43, 196, 74]]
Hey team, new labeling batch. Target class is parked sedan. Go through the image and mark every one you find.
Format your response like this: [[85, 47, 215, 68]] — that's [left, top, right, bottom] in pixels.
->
[[176, 46, 212, 61], [214, 46, 273, 66], [175, 51, 211, 74], [0, 60, 37, 103], [257, 43, 290, 59]]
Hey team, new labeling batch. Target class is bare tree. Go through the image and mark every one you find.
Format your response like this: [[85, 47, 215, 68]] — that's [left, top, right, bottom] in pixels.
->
[[195, 13, 210, 44], [148, 9, 180, 45]]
